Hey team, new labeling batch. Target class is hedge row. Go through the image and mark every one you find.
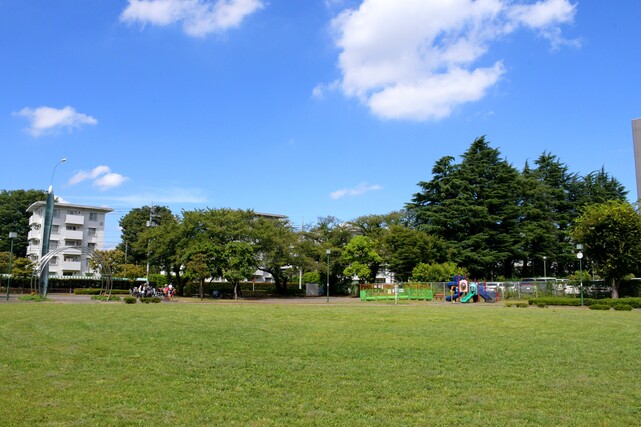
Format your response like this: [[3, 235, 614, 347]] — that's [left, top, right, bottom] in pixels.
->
[[74, 288, 130, 295], [183, 281, 306, 297], [528, 297, 641, 308]]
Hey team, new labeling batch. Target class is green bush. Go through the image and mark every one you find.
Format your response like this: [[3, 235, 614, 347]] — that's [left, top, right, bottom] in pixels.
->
[[90, 295, 121, 302], [17, 294, 48, 302], [613, 304, 633, 311], [589, 304, 611, 311], [505, 301, 528, 308], [124, 296, 137, 304], [140, 297, 162, 304], [528, 297, 581, 307]]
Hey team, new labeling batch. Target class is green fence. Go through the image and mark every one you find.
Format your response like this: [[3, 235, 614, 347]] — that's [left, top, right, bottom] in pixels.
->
[[359, 286, 433, 301]]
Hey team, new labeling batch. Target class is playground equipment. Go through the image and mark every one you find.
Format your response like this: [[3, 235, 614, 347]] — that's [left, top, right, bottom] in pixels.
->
[[445, 275, 497, 303]]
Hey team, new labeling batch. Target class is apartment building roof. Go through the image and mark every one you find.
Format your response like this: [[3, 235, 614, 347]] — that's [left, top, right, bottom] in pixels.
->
[[26, 201, 114, 213]]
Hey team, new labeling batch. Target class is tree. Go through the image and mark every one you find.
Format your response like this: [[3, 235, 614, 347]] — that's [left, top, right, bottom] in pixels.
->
[[223, 241, 257, 299], [11, 257, 35, 281], [0, 189, 47, 257], [89, 249, 125, 276], [571, 200, 641, 298], [384, 225, 447, 282], [138, 218, 184, 292], [341, 235, 382, 284], [117, 205, 175, 265], [408, 137, 521, 279], [184, 253, 210, 300], [252, 216, 298, 294], [411, 261, 467, 282]]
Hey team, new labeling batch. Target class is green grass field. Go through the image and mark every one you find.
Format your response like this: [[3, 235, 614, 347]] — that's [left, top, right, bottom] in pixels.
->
[[1, 300, 640, 426]]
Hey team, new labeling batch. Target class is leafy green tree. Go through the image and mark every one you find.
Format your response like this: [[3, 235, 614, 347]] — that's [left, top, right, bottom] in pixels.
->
[[223, 241, 258, 299], [572, 200, 641, 298], [11, 257, 34, 281], [252, 216, 298, 294], [384, 225, 447, 282], [0, 189, 47, 256], [138, 217, 184, 292], [89, 249, 125, 276], [117, 205, 175, 265], [341, 235, 382, 284], [411, 262, 466, 282], [117, 264, 146, 282], [184, 253, 210, 300]]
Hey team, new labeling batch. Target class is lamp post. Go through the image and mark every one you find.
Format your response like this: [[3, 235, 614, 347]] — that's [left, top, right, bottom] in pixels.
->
[[326, 249, 330, 303], [6, 232, 17, 301], [576, 243, 584, 306], [543, 256, 547, 278]]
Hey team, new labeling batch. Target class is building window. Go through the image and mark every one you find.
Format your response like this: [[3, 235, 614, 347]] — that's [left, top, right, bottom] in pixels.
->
[[88, 228, 96, 237], [51, 225, 59, 234], [88, 243, 96, 250], [89, 212, 98, 221], [53, 209, 60, 218], [67, 209, 81, 215], [50, 257, 58, 266], [66, 225, 80, 231]]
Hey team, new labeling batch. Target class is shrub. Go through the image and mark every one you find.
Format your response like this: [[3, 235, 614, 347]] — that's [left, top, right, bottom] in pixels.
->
[[505, 301, 528, 308], [74, 288, 130, 295], [536, 303, 548, 308], [589, 304, 611, 311], [140, 297, 162, 304], [18, 294, 48, 302], [124, 296, 137, 304], [613, 304, 633, 311], [528, 297, 581, 307], [90, 295, 121, 302]]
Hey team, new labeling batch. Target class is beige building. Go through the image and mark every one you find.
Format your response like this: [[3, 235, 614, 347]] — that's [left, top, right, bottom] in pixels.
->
[[26, 201, 113, 276], [632, 118, 641, 202]]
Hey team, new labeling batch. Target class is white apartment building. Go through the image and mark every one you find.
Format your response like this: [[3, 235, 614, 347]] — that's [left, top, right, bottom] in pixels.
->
[[26, 201, 113, 277]]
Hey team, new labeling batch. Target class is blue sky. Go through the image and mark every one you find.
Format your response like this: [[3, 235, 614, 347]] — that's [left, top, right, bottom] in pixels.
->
[[1, 0, 640, 248]]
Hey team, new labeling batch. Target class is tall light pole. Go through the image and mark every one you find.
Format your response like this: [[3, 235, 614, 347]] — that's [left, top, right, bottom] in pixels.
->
[[326, 249, 330, 303], [576, 244, 584, 306], [41, 158, 67, 297], [543, 256, 547, 278], [6, 232, 17, 300]]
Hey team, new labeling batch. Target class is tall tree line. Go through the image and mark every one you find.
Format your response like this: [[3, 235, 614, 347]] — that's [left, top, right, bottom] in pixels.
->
[[407, 136, 627, 280]]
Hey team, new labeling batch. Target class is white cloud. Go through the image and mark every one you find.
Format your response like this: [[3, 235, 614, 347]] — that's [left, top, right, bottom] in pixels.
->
[[120, 0, 264, 37], [330, 0, 578, 121], [69, 166, 129, 191], [331, 183, 382, 200], [13, 106, 97, 136]]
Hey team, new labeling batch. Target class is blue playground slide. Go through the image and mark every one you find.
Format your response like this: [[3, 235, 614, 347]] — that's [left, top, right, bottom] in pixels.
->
[[445, 292, 462, 302], [477, 288, 495, 302]]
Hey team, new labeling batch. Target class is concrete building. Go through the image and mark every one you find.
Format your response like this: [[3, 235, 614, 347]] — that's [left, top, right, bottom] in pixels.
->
[[632, 118, 641, 202], [26, 201, 113, 277]]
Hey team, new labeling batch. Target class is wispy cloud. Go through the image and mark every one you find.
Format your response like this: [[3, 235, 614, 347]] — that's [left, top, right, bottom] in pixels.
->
[[330, 0, 579, 121], [331, 183, 382, 200], [69, 166, 129, 191], [120, 0, 264, 37], [13, 105, 97, 136], [70, 187, 209, 206]]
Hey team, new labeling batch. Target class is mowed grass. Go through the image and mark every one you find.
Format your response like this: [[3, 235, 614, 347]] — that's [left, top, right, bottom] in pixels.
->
[[1, 301, 641, 426]]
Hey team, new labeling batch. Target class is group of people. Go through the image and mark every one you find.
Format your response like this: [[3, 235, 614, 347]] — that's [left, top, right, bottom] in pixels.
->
[[131, 282, 175, 301]]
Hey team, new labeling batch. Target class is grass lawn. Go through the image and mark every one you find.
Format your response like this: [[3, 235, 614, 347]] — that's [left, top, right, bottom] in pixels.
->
[[1, 300, 640, 426]]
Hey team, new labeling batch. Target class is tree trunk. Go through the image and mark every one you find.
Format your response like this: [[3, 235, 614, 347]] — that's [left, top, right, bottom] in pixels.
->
[[233, 282, 242, 299], [611, 278, 619, 299], [199, 278, 204, 300], [274, 274, 288, 294]]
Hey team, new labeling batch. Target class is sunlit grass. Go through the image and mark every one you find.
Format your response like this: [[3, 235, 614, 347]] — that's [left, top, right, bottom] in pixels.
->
[[1, 302, 640, 425]]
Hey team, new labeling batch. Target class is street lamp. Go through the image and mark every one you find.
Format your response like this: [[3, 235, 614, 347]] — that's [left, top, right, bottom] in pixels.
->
[[576, 244, 584, 306], [543, 256, 547, 278], [326, 249, 330, 303], [6, 232, 17, 301]]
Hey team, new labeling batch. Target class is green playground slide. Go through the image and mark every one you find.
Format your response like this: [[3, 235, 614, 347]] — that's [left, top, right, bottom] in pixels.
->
[[460, 287, 478, 303]]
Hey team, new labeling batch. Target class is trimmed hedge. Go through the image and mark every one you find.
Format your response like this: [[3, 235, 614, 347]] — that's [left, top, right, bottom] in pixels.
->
[[505, 301, 528, 308], [140, 297, 162, 304], [613, 304, 633, 311], [74, 288, 130, 295], [529, 297, 641, 309], [124, 296, 137, 304], [589, 304, 611, 311], [90, 295, 121, 302]]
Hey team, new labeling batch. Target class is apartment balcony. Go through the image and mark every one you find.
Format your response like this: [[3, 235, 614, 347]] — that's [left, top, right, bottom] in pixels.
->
[[65, 214, 85, 225], [28, 230, 41, 240], [61, 260, 81, 271], [64, 230, 84, 240]]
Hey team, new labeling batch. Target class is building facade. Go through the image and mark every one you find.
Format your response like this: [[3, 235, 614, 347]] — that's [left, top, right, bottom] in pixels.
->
[[26, 201, 113, 276], [633, 118, 641, 203]]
